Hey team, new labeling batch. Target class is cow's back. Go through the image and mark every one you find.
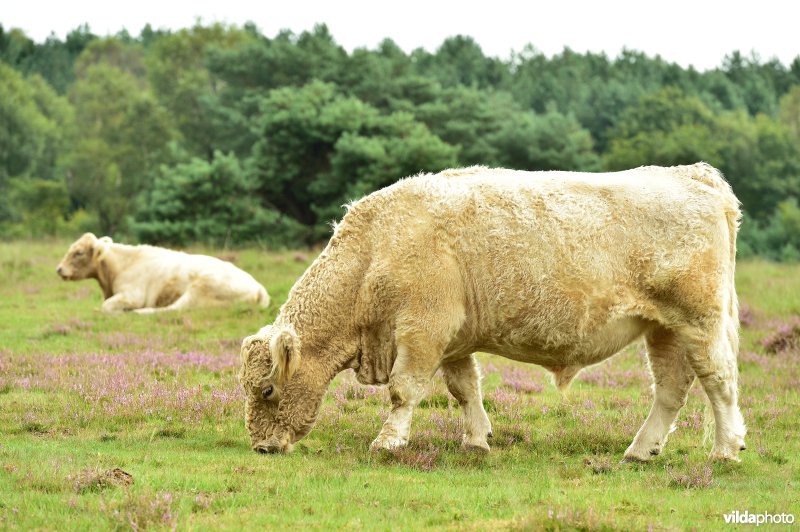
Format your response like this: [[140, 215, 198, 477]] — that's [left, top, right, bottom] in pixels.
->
[[108, 244, 266, 308], [347, 165, 737, 362]]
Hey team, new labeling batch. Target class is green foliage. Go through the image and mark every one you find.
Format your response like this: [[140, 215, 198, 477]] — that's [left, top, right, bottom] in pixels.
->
[[133, 152, 304, 246], [8, 178, 69, 234], [75, 37, 147, 80], [411, 86, 503, 164], [0, 62, 74, 232], [318, 112, 458, 230], [1, 22, 799, 255], [413, 35, 508, 89], [740, 198, 800, 261], [488, 107, 601, 171], [778, 85, 800, 142], [607, 87, 800, 223], [0, 24, 96, 93], [62, 62, 175, 234], [145, 23, 254, 160], [0, 63, 73, 185], [605, 87, 719, 169], [0, 26, 35, 68], [721, 51, 781, 115], [249, 81, 457, 239]]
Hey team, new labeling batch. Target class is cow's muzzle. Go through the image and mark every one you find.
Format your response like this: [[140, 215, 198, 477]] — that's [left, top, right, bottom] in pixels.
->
[[253, 436, 292, 454]]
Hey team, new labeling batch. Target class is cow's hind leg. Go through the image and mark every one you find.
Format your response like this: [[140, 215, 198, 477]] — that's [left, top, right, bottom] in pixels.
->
[[133, 290, 198, 314], [624, 327, 695, 462], [683, 321, 746, 461], [442, 354, 492, 451]]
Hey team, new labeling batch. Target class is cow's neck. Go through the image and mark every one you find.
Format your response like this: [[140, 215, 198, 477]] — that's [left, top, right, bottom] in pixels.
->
[[278, 234, 366, 374], [92, 243, 136, 299]]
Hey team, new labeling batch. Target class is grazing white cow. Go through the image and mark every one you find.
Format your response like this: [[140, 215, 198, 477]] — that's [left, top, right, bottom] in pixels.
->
[[57, 233, 270, 314], [238, 163, 746, 462]]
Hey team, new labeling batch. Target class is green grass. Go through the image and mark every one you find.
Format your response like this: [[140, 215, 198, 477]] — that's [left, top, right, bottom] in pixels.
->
[[1, 240, 799, 529]]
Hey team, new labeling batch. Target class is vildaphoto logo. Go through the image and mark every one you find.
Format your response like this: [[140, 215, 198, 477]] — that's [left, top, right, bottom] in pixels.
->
[[723, 511, 795, 526]]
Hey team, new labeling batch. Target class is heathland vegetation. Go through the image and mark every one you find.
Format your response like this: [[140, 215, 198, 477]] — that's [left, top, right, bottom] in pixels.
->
[[1, 241, 798, 528], [3, 21, 799, 530], [2, 23, 800, 258]]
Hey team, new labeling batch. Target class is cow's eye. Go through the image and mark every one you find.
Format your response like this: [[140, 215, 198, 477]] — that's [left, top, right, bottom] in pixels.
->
[[262, 385, 274, 400], [74, 251, 84, 256]]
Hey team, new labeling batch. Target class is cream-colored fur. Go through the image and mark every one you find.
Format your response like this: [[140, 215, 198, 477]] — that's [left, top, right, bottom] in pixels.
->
[[239, 163, 745, 461], [57, 233, 270, 313]]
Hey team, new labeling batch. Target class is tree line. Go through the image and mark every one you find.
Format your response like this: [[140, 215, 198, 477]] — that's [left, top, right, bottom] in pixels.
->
[[1, 22, 800, 259]]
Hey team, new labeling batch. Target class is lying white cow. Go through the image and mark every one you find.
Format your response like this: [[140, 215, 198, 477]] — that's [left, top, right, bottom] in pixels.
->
[[57, 233, 270, 314], [239, 163, 746, 462]]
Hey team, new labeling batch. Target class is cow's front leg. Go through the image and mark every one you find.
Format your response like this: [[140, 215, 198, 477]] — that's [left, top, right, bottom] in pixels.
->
[[101, 292, 143, 313], [442, 354, 492, 451], [370, 343, 439, 452]]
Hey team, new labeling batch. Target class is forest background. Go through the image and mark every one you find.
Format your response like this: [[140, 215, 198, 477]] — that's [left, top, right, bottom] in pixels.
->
[[2, 22, 800, 259]]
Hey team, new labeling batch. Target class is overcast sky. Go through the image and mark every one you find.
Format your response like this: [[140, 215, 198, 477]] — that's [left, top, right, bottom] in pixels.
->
[[4, 0, 799, 71]]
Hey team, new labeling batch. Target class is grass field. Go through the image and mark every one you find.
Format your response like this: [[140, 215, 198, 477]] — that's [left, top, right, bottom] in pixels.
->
[[1, 240, 798, 530]]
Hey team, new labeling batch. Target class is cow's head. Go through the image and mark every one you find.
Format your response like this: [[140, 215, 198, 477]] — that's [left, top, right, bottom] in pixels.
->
[[56, 233, 112, 280], [238, 323, 326, 454]]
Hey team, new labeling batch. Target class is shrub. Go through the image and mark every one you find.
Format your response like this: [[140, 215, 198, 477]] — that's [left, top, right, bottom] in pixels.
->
[[133, 151, 305, 247]]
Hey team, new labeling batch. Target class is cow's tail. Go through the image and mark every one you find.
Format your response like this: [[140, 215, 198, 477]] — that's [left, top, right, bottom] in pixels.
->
[[685, 163, 741, 344], [686, 163, 742, 445], [256, 285, 271, 308]]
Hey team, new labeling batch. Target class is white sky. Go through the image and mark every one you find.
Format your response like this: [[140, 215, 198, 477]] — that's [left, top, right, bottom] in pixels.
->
[[4, 0, 799, 71]]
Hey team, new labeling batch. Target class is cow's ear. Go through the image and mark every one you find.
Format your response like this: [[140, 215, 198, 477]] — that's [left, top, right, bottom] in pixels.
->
[[239, 330, 269, 384], [268, 325, 301, 384], [93, 237, 111, 262]]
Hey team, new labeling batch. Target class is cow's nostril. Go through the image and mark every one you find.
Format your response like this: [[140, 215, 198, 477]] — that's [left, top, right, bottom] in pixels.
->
[[254, 440, 279, 454], [56, 267, 62, 274]]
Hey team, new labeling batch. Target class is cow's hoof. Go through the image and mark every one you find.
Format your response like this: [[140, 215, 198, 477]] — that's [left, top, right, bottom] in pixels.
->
[[370, 434, 407, 452], [462, 434, 490, 453], [620, 457, 647, 464], [710, 450, 741, 462], [620, 453, 650, 464], [623, 441, 660, 463], [463, 442, 490, 453]]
